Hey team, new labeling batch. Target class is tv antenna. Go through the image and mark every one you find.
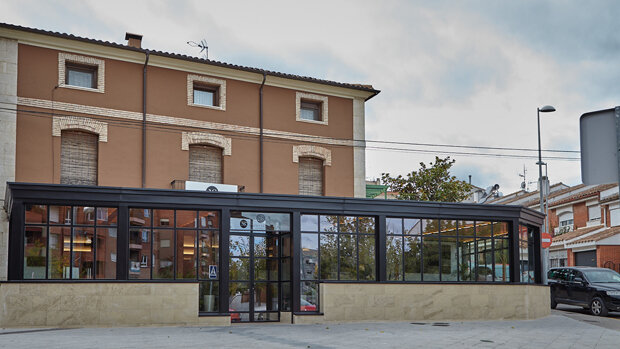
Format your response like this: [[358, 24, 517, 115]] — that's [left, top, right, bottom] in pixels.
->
[[187, 39, 208, 59]]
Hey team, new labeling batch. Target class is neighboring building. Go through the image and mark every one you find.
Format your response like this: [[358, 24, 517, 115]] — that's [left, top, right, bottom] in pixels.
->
[[0, 23, 547, 327], [365, 179, 398, 199]]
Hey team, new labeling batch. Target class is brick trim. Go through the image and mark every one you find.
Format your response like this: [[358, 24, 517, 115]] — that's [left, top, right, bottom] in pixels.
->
[[292, 145, 331, 166], [58, 52, 105, 93], [181, 132, 231, 155], [296, 92, 328, 125], [52, 116, 108, 142], [187, 74, 226, 111]]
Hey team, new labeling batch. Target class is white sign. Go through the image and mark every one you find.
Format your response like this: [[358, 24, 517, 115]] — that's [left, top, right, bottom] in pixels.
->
[[208, 265, 218, 279], [185, 181, 238, 193]]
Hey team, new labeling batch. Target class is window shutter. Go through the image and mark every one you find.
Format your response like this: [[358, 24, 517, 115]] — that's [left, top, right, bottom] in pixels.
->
[[60, 130, 98, 185], [299, 157, 323, 196], [189, 145, 222, 183]]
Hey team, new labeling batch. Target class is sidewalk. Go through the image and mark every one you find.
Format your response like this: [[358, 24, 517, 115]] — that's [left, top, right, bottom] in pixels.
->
[[1, 315, 619, 348]]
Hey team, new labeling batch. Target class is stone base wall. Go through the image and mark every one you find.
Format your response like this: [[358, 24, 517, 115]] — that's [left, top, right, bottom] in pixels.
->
[[0, 283, 230, 327], [319, 283, 549, 322]]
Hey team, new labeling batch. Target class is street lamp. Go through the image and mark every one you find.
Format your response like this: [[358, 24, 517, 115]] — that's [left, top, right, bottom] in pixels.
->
[[537, 105, 555, 284]]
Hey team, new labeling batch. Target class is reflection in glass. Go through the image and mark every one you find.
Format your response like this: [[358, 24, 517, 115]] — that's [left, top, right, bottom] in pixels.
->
[[404, 218, 421, 234], [232, 212, 290, 231], [282, 258, 291, 281], [386, 236, 403, 281], [301, 215, 319, 232], [301, 234, 318, 280], [129, 228, 151, 279], [153, 209, 174, 227], [458, 236, 475, 281], [48, 226, 71, 279], [441, 236, 458, 281], [177, 230, 196, 279], [129, 208, 151, 227], [229, 235, 250, 256], [96, 208, 118, 226], [281, 282, 291, 311], [441, 220, 457, 236], [73, 206, 96, 225], [301, 281, 319, 312], [458, 220, 475, 237], [24, 226, 46, 279], [254, 236, 278, 257], [319, 215, 338, 232], [320, 234, 338, 280], [386, 218, 402, 235], [339, 234, 357, 280], [494, 238, 509, 282], [96, 227, 117, 279], [72, 227, 94, 279], [25, 205, 47, 224], [153, 229, 174, 279], [477, 238, 493, 281], [494, 222, 509, 238], [176, 210, 197, 228], [404, 236, 421, 281], [339, 216, 357, 233], [358, 217, 375, 234], [229, 257, 250, 281], [282, 235, 292, 257], [422, 219, 439, 236], [358, 235, 375, 280], [254, 282, 279, 311], [199, 281, 219, 312], [49, 206, 71, 225], [199, 230, 219, 280], [254, 259, 278, 281], [229, 282, 250, 322], [477, 221, 493, 238], [423, 235, 440, 281], [199, 211, 219, 229]]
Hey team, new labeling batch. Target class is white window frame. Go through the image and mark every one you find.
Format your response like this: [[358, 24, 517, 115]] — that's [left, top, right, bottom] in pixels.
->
[[296, 92, 328, 125], [187, 74, 226, 111], [58, 52, 105, 93]]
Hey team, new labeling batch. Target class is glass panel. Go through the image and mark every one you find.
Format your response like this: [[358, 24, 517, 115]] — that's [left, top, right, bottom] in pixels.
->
[[319, 215, 338, 232], [301, 233, 318, 280], [254, 283, 279, 312], [254, 312, 279, 321], [25, 204, 47, 224], [199, 230, 219, 280], [441, 220, 457, 236], [421, 219, 439, 236], [404, 218, 421, 234], [458, 220, 475, 237], [129, 208, 151, 227], [319, 234, 338, 280], [281, 258, 291, 281], [229, 235, 250, 256], [49, 205, 71, 225], [404, 236, 421, 281], [386, 218, 402, 235], [153, 209, 174, 227], [494, 222, 509, 238], [519, 225, 529, 283], [300, 107, 318, 121], [48, 226, 71, 279], [72, 227, 94, 279], [24, 226, 46, 279], [96, 228, 117, 279], [458, 236, 475, 281], [176, 210, 197, 228], [358, 217, 375, 235], [358, 235, 376, 281], [494, 239, 509, 282], [441, 236, 458, 281], [229, 257, 250, 281], [301, 281, 319, 312], [339, 234, 357, 280], [477, 221, 493, 238], [281, 282, 291, 311], [96, 208, 117, 226], [339, 216, 357, 233], [199, 211, 219, 229], [229, 282, 250, 322], [282, 234, 291, 257], [254, 259, 278, 281], [199, 281, 219, 312], [232, 212, 290, 232], [177, 230, 196, 279], [67, 67, 94, 88], [73, 206, 96, 225], [423, 235, 440, 281], [153, 229, 174, 279], [254, 236, 278, 258], [128, 228, 151, 279], [477, 238, 493, 281], [386, 236, 402, 281], [194, 88, 214, 106], [301, 215, 319, 232]]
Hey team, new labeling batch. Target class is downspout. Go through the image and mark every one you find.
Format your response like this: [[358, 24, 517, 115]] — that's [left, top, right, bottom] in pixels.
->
[[259, 72, 266, 193], [142, 50, 150, 188]]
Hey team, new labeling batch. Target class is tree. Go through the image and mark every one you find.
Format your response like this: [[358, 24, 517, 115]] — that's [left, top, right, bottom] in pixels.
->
[[381, 156, 471, 202]]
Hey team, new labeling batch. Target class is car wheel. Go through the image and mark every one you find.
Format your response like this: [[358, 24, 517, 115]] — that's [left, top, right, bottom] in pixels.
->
[[550, 295, 557, 309], [590, 297, 608, 317]]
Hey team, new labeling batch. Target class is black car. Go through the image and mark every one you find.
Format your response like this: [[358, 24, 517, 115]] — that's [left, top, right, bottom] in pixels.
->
[[548, 267, 620, 316]]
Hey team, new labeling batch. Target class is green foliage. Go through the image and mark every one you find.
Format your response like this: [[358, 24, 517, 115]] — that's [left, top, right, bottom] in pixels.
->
[[381, 156, 472, 202]]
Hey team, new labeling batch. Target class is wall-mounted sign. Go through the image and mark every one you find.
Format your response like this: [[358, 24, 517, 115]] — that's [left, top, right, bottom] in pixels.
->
[[185, 181, 238, 192], [209, 265, 218, 279]]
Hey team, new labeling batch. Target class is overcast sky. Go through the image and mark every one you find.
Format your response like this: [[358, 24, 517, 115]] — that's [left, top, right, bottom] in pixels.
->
[[3, 0, 619, 194]]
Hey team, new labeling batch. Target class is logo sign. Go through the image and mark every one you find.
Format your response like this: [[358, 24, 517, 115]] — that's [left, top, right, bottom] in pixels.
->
[[240, 220, 248, 228], [541, 232, 552, 249], [256, 214, 266, 223], [206, 186, 218, 192], [208, 265, 218, 279]]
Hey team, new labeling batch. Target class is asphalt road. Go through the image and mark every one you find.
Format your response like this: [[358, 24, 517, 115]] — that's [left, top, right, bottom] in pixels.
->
[[553, 304, 620, 331]]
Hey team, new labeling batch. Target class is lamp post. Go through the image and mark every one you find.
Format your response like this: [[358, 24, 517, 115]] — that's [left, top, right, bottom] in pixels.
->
[[538, 105, 555, 284]]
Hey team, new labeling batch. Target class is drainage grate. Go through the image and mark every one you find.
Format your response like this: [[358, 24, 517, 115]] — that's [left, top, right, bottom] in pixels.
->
[[432, 322, 450, 327], [410, 322, 428, 325]]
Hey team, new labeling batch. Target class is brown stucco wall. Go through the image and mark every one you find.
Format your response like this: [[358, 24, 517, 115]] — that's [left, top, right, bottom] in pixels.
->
[[14, 44, 356, 196]]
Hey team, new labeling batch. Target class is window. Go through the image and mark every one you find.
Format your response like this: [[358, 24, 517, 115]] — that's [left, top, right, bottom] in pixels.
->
[[66, 63, 97, 89], [187, 74, 226, 110], [588, 205, 601, 222], [60, 130, 98, 186], [300, 100, 321, 121], [296, 92, 328, 125], [189, 145, 223, 183], [193, 84, 219, 107], [298, 157, 323, 196]]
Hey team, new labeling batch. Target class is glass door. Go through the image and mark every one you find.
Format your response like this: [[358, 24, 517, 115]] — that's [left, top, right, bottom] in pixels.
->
[[229, 212, 290, 322]]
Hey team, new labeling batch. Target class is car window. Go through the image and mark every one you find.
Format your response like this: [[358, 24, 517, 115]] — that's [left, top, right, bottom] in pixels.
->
[[583, 269, 620, 283], [566, 269, 582, 282], [548, 269, 562, 281]]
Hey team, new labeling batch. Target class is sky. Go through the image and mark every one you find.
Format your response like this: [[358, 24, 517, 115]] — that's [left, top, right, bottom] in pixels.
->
[[3, 0, 619, 194]]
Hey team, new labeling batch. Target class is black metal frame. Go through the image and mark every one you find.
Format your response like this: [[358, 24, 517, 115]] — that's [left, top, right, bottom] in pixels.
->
[[5, 182, 545, 319]]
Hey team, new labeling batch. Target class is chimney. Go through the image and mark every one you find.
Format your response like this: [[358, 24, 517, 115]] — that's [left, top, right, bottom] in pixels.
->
[[125, 32, 143, 49]]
